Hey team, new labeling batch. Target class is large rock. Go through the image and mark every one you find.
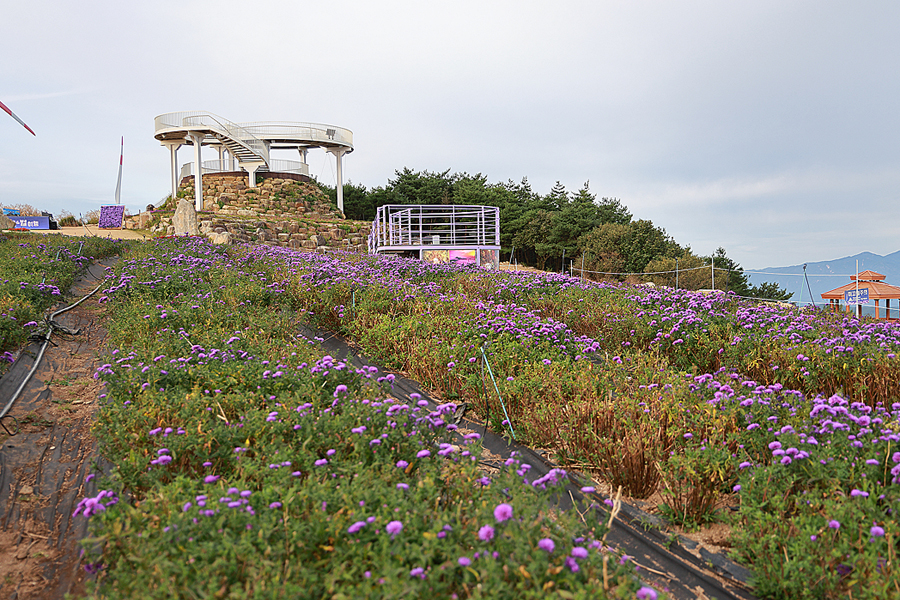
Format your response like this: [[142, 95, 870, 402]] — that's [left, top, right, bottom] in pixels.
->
[[0, 214, 15, 230], [209, 231, 232, 245], [173, 199, 200, 236]]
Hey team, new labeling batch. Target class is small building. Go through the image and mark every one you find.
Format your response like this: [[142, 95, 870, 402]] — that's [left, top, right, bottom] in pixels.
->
[[369, 205, 500, 269], [821, 270, 900, 319]]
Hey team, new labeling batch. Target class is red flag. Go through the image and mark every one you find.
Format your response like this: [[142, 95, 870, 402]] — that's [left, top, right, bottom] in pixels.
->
[[0, 99, 36, 136]]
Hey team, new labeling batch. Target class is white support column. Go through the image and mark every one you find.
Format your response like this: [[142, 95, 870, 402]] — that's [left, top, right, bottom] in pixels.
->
[[161, 140, 183, 204], [190, 133, 204, 212], [327, 148, 348, 214], [242, 162, 264, 188], [216, 145, 224, 171]]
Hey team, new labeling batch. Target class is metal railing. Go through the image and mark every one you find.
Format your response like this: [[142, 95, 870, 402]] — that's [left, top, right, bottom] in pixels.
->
[[181, 160, 309, 180], [155, 113, 353, 152], [241, 121, 353, 148], [269, 159, 309, 175], [155, 111, 270, 165], [369, 205, 500, 253]]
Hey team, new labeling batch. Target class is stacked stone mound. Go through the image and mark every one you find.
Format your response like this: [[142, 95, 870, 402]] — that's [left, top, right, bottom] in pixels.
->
[[125, 174, 369, 252]]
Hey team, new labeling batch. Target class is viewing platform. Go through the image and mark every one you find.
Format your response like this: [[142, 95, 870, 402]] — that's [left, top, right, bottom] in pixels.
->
[[154, 111, 353, 213], [369, 205, 500, 268]]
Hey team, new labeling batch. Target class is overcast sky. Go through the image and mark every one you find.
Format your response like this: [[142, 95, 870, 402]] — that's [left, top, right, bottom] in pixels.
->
[[2, 1, 898, 269]]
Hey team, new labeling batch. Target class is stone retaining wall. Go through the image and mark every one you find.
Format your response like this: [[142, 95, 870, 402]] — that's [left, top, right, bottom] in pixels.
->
[[124, 173, 370, 252]]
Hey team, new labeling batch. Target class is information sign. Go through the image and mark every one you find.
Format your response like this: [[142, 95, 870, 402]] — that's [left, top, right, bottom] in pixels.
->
[[9, 216, 50, 230], [844, 288, 870, 305]]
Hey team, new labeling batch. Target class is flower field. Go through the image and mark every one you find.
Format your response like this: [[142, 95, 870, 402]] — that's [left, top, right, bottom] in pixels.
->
[[80, 238, 653, 599], [0, 233, 125, 368], [75, 238, 900, 598]]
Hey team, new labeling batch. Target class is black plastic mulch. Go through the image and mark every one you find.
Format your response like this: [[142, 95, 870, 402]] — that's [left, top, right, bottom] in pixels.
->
[[0, 259, 115, 600], [301, 325, 758, 600]]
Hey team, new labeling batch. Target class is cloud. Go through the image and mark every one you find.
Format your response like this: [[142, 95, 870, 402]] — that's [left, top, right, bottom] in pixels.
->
[[1, 89, 90, 103], [629, 167, 900, 211]]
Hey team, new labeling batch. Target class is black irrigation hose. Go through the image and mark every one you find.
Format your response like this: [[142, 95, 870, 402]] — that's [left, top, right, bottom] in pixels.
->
[[0, 277, 108, 425]]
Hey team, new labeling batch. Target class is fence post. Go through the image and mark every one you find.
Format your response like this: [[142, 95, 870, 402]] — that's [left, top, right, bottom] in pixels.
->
[[675, 258, 679, 289], [711, 256, 715, 290]]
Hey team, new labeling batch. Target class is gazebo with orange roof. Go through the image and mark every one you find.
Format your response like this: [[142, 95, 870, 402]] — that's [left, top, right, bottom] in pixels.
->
[[821, 270, 900, 319]]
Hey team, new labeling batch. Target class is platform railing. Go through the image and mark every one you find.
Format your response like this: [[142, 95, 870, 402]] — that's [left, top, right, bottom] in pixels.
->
[[369, 205, 500, 253], [241, 122, 353, 148], [180, 159, 309, 179], [155, 111, 270, 164]]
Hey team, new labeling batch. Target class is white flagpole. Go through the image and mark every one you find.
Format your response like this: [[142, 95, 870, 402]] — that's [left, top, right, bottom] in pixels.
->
[[114, 137, 123, 204]]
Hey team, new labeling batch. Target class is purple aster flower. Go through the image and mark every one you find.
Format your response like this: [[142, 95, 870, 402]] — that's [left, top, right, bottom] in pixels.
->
[[828, 520, 840, 529], [203, 475, 220, 484], [538, 538, 555, 553], [580, 486, 595, 493], [478, 525, 495, 542], [348, 521, 366, 534], [386, 520, 403, 537], [571, 546, 588, 559], [268, 502, 282, 509], [871, 525, 885, 537], [458, 556, 471, 566], [636, 587, 658, 600], [850, 489, 869, 498], [416, 450, 431, 458], [396, 460, 409, 469], [409, 567, 424, 578], [494, 503, 513, 522]]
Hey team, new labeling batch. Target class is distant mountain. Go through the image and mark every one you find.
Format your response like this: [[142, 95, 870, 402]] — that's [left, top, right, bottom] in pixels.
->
[[746, 250, 900, 313]]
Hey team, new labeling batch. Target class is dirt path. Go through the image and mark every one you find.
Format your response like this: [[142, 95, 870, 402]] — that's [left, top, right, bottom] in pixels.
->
[[0, 260, 114, 599], [27, 226, 150, 241]]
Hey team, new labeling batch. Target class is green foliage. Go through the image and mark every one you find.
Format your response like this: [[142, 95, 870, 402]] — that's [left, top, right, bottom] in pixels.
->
[[81, 238, 661, 600], [0, 233, 127, 363], [747, 281, 794, 301], [658, 441, 735, 529]]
